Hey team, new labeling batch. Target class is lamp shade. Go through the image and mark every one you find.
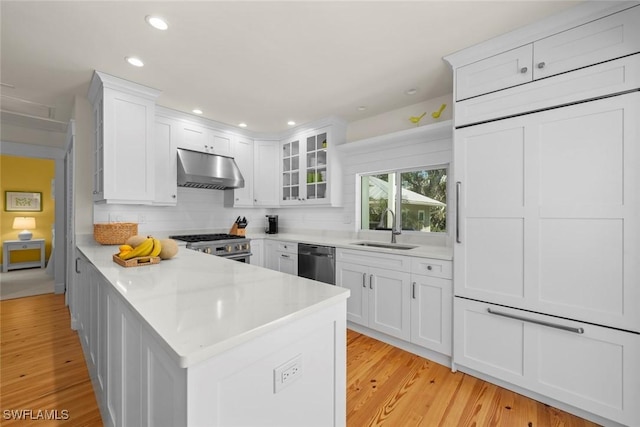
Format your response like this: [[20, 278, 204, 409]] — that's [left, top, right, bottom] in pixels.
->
[[13, 217, 36, 240]]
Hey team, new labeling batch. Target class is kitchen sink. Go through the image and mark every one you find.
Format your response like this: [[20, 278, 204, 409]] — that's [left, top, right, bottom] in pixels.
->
[[352, 241, 418, 250]]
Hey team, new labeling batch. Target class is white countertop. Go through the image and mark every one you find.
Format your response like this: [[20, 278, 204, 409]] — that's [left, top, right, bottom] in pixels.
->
[[246, 232, 453, 261], [77, 243, 349, 368]]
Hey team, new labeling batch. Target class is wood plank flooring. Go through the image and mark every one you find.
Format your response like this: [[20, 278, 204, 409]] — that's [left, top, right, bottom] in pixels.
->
[[347, 330, 600, 427], [1, 294, 600, 427], [1, 294, 102, 426]]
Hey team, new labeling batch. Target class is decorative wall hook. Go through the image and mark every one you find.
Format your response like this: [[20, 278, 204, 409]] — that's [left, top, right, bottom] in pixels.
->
[[431, 104, 447, 119], [409, 112, 426, 126]]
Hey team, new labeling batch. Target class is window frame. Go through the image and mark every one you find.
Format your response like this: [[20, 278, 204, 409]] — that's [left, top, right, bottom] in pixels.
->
[[357, 164, 449, 235]]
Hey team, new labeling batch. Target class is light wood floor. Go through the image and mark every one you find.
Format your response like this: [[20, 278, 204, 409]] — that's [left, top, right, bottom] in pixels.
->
[[1, 294, 102, 426], [1, 294, 600, 427], [347, 330, 600, 427]]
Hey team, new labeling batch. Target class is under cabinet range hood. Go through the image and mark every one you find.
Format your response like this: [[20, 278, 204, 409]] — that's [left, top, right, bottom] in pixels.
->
[[176, 148, 244, 190]]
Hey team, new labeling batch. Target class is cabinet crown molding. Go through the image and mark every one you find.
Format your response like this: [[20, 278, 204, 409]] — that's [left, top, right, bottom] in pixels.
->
[[88, 70, 162, 104], [443, 1, 638, 69]]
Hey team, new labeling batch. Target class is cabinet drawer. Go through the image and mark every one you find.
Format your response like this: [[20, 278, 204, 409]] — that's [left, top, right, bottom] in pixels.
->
[[273, 241, 297, 255], [410, 258, 452, 279], [336, 248, 410, 272], [11, 242, 41, 250], [454, 297, 640, 426]]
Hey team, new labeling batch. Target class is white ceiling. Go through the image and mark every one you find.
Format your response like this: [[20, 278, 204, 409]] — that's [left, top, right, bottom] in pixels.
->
[[1, 1, 580, 133]]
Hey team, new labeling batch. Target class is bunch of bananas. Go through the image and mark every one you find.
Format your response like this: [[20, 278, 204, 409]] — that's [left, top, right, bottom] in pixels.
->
[[118, 236, 161, 260]]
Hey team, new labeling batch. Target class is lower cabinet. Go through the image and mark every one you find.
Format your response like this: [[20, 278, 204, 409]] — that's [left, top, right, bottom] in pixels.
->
[[410, 274, 452, 356], [250, 239, 264, 267], [74, 248, 186, 427], [336, 249, 411, 341], [454, 297, 640, 426], [265, 240, 298, 276]]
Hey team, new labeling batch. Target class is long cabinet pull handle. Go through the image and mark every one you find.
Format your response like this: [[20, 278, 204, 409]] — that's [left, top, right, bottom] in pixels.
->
[[281, 254, 289, 258], [75, 257, 80, 274], [362, 272, 366, 288], [456, 182, 462, 244], [412, 282, 416, 299], [369, 274, 373, 289], [487, 308, 584, 334]]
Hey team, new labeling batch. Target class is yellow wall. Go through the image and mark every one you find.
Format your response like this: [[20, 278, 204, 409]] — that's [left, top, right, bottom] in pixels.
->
[[1, 155, 55, 266]]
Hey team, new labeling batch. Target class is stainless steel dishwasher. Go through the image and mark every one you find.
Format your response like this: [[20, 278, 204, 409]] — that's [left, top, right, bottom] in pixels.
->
[[298, 244, 336, 285]]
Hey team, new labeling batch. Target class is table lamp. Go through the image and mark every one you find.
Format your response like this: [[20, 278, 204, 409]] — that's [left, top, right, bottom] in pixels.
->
[[13, 217, 36, 241]]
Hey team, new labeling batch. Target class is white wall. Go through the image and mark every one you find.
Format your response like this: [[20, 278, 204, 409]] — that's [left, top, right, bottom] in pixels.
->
[[72, 95, 95, 236], [94, 188, 267, 236], [346, 94, 452, 142]]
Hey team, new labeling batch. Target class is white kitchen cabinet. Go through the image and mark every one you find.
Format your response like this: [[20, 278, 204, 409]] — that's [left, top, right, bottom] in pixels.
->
[[265, 240, 298, 276], [336, 248, 411, 341], [88, 71, 161, 204], [454, 92, 640, 333], [410, 257, 453, 355], [224, 136, 254, 207], [280, 124, 344, 207], [176, 121, 232, 157], [250, 238, 264, 267], [253, 140, 279, 207], [455, 5, 640, 101], [153, 116, 179, 205], [454, 297, 640, 426]]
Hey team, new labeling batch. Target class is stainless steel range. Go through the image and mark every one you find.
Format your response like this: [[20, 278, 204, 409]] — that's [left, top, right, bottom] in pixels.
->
[[169, 233, 252, 263]]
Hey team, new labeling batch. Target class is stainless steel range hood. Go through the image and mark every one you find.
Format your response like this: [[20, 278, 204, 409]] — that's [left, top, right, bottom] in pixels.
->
[[177, 148, 244, 190]]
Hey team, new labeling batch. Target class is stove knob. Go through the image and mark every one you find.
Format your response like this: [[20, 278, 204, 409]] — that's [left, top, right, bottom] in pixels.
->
[[205, 247, 212, 254], [235, 244, 241, 251], [226, 245, 232, 253], [243, 243, 250, 251]]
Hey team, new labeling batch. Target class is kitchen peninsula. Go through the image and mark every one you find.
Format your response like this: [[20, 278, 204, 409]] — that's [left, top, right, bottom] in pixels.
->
[[73, 241, 349, 427]]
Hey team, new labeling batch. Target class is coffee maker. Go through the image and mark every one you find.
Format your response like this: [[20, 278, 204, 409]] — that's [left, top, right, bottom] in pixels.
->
[[265, 215, 278, 234]]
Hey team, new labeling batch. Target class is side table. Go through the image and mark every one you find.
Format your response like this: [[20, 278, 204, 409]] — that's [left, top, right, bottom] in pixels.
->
[[2, 239, 46, 273]]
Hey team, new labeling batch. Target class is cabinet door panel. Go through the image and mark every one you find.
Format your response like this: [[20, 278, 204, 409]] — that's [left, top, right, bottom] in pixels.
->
[[410, 275, 452, 355], [104, 90, 155, 202], [153, 118, 178, 205], [539, 219, 623, 315], [229, 137, 254, 206], [336, 262, 368, 326], [538, 107, 623, 206], [454, 298, 525, 379], [533, 6, 640, 80], [254, 141, 279, 206], [456, 44, 532, 101], [369, 268, 410, 340]]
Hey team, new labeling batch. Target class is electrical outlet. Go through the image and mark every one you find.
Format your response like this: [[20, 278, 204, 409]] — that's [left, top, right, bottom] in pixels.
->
[[273, 354, 302, 393]]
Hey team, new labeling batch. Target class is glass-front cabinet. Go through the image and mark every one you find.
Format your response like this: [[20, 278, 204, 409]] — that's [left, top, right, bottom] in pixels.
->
[[281, 127, 338, 206], [282, 138, 300, 202], [305, 131, 328, 201]]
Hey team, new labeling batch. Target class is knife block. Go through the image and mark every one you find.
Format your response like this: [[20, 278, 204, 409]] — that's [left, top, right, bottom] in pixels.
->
[[229, 223, 246, 236]]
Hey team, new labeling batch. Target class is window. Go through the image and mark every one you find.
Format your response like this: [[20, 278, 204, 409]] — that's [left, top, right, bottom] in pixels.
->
[[360, 167, 447, 233]]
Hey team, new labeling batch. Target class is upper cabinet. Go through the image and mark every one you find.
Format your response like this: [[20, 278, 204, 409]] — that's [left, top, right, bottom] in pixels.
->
[[226, 136, 254, 207], [253, 140, 279, 207], [280, 121, 346, 207], [88, 71, 161, 204], [455, 5, 640, 101], [176, 122, 232, 157], [153, 116, 179, 205]]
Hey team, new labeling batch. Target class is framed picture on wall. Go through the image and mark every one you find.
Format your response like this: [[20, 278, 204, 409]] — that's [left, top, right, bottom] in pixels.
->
[[5, 191, 42, 212]]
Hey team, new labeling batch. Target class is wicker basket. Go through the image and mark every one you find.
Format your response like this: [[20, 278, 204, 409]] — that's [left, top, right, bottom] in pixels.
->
[[93, 223, 138, 245]]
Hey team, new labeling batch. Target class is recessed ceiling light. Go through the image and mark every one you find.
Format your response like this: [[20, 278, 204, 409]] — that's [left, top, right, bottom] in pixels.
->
[[125, 56, 144, 67], [405, 88, 418, 96], [238, 123, 247, 128], [192, 109, 203, 115], [357, 106, 367, 111], [145, 15, 168, 31], [287, 121, 296, 126]]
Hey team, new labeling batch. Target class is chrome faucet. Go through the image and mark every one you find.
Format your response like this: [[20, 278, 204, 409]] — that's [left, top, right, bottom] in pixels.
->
[[379, 208, 402, 244]]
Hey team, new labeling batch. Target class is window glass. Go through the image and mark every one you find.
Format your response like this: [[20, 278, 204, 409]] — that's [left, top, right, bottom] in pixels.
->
[[360, 167, 447, 233], [400, 169, 447, 232]]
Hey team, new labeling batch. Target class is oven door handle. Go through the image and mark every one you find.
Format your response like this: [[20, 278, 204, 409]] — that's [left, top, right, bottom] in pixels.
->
[[223, 252, 252, 261]]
